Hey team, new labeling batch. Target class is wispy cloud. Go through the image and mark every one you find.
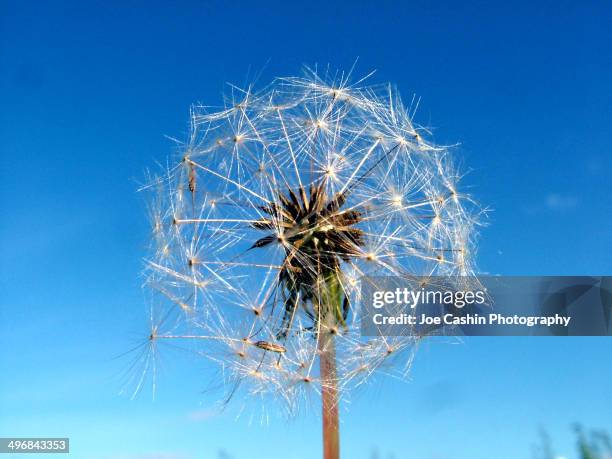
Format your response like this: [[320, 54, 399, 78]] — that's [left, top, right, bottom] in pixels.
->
[[522, 192, 580, 215], [186, 407, 220, 422], [544, 193, 579, 211], [106, 454, 190, 459]]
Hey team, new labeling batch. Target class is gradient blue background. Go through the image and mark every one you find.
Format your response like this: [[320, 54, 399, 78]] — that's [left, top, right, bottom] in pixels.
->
[[1, 1, 611, 458]]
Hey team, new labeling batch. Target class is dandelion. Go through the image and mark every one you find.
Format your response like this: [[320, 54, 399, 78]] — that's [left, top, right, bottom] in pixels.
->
[[139, 67, 481, 459]]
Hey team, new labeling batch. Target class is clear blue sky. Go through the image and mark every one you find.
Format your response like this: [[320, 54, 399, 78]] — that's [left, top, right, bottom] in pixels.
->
[[1, 1, 611, 458]]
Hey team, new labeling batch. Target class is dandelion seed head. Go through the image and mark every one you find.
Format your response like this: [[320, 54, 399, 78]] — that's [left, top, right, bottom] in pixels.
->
[[139, 66, 481, 415]]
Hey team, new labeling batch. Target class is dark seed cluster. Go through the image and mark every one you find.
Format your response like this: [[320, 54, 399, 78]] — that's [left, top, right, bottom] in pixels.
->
[[252, 178, 364, 336]]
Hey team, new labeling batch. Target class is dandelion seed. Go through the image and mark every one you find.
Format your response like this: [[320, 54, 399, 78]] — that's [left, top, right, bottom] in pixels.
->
[[254, 341, 287, 353]]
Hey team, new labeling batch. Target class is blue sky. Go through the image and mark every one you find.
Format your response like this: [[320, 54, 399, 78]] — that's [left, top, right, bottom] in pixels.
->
[[1, 1, 611, 458]]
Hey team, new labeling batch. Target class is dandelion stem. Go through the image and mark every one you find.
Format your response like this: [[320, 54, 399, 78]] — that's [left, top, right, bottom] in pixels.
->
[[319, 330, 339, 459]]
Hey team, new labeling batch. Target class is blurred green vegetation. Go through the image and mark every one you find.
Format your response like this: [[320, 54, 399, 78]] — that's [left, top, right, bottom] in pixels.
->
[[367, 424, 612, 459], [574, 425, 612, 459], [533, 425, 612, 459]]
